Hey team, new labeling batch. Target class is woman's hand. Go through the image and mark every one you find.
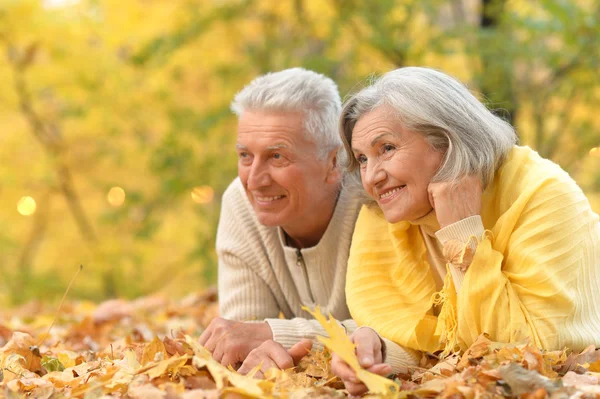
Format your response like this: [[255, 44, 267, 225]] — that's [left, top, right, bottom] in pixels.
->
[[331, 327, 392, 397], [428, 176, 483, 229]]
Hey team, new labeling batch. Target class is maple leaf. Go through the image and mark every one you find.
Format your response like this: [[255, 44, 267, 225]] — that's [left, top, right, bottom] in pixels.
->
[[137, 354, 190, 380], [186, 335, 273, 397], [304, 307, 402, 398], [141, 335, 168, 365]]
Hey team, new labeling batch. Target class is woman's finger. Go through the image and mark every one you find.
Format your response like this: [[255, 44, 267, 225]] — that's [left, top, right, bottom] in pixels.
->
[[331, 353, 359, 383]]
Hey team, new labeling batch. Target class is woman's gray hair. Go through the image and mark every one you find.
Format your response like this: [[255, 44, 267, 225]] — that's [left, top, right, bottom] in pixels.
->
[[340, 67, 518, 187], [232, 67, 344, 163]]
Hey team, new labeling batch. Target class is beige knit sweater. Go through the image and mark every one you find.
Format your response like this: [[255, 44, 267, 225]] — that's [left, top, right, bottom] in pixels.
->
[[216, 177, 362, 349]]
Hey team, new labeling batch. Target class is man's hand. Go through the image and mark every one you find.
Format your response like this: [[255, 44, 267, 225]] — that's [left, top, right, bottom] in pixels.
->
[[238, 339, 312, 379], [198, 317, 273, 368], [428, 175, 483, 229], [331, 327, 391, 397]]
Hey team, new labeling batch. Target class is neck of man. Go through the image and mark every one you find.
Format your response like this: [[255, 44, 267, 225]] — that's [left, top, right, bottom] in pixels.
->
[[283, 184, 341, 249]]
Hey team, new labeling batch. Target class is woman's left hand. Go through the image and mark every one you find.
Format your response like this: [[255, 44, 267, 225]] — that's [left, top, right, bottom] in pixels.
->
[[330, 327, 392, 397], [428, 176, 483, 229]]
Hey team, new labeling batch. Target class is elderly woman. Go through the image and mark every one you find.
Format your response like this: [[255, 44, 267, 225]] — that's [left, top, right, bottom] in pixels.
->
[[331, 67, 600, 395]]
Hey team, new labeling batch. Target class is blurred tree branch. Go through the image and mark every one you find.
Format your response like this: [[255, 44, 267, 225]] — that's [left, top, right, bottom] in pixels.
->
[[6, 41, 98, 243]]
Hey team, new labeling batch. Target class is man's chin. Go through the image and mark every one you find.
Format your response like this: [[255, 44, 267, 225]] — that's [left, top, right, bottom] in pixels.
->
[[254, 212, 285, 228]]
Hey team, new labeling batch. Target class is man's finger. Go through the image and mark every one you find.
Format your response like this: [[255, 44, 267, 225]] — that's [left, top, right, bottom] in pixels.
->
[[212, 340, 226, 363], [263, 341, 294, 370], [288, 339, 312, 365], [203, 334, 221, 354], [220, 351, 240, 369], [198, 328, 212, 347]]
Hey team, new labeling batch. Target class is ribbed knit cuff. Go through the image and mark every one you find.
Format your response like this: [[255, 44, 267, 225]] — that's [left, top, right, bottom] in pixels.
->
[[341, 319, 358, 335], [265, 318, 326, 351], [435, 215, 484, 246], [381, 337, 421, 374]]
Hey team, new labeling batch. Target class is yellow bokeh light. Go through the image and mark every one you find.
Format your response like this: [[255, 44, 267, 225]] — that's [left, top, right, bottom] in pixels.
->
[[17, 196, 37, 216], [590, 147, 600, 157], [191, 186, 214, 204], [107, 187, 126, 207]]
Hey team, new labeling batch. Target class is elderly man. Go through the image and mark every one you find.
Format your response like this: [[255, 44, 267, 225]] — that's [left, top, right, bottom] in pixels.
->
[[199, 68, 361, 376]]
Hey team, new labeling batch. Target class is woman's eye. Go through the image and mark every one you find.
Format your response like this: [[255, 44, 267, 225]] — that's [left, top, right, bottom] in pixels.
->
[[356, 154, 367, 164], [382, 144, 395, 153]]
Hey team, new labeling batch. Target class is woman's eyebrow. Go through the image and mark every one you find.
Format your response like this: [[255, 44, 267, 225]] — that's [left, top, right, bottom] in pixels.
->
[[370, 132, 394, 147]]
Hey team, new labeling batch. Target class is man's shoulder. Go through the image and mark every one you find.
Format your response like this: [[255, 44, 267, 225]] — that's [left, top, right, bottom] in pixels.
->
[[218, 178, 276, 245], [222, 177, 247, 207], [220, 178, 257, 220]]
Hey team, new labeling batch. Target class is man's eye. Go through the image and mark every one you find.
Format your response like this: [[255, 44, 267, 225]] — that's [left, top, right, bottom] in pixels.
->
[[382, 144, 395, 152], [238, 152, 248, 158], [272, 153, 282, 160]]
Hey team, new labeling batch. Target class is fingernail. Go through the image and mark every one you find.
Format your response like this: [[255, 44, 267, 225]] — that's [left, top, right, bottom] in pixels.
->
[[361, 356, 373, 366]]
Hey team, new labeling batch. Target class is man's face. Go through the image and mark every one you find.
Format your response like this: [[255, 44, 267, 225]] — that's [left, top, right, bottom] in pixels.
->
[[236, 110, 334, 230]]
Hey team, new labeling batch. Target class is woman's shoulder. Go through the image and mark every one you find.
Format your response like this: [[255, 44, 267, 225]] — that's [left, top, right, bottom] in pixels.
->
[[499, 146, 571, 182], [494, 146, 579, 196], [486, 146, 592, 223]]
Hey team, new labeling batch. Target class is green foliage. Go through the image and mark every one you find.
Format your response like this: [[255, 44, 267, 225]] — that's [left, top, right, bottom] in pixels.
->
[[0, 0, 598, 304], [41, 356, 66, 373]]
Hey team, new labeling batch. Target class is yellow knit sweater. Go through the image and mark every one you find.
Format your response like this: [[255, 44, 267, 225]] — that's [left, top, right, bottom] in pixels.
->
[[346, 146, 600, 356]]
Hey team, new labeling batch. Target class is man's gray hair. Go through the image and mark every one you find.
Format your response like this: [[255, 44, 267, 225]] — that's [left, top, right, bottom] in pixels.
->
[[231, 67, 343, 162], [341, 67, 518, 187]]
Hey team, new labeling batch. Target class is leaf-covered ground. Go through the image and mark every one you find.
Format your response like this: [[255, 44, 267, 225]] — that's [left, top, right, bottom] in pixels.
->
[[1, 291, 600, 398]]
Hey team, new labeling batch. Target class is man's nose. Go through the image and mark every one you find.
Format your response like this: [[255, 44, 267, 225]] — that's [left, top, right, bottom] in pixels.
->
[[247, 159, 271, 190]]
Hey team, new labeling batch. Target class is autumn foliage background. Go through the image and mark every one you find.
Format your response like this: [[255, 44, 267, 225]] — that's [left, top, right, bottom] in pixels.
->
[[1, 0, 599, 306]]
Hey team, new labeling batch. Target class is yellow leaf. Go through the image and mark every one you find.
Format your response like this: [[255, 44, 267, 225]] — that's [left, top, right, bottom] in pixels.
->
[[123, 349, 141, 373], [141, 335, 167, 365], [589, 359, 600, 372], [138, 354, 190, 380], [186, 335, 272, 397], [56, 351, 78, 369], [304, 307, 401, 398]]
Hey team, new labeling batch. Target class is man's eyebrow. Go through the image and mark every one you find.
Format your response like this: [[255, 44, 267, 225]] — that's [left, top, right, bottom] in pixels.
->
[[266, 144, 288, 151], [235, 144, 247, 150]]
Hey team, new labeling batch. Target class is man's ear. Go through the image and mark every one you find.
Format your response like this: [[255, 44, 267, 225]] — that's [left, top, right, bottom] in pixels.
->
[[325, 149, 342, 184]]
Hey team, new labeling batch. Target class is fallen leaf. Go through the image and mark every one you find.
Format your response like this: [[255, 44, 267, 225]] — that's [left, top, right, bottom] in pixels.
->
[[304, 307, 401, 398]]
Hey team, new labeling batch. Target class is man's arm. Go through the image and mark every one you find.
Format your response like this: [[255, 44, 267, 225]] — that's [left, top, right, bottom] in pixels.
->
[[266, 317, 358, 350]]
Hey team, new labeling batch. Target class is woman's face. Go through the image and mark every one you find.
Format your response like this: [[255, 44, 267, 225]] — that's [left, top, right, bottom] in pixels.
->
[[351, 107, 445, 223]]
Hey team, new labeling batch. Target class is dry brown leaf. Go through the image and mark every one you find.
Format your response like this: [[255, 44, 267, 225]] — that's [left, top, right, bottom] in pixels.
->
[[457, 333, 492, 371], [442, 238, 476, 271]]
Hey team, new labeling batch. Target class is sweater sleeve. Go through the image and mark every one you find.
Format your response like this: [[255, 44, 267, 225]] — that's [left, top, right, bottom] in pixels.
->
[[456, 175, 600, 351], [266, 318, 358, 350], [435, 215, 485, 291], [382, 338, 422, 373]]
